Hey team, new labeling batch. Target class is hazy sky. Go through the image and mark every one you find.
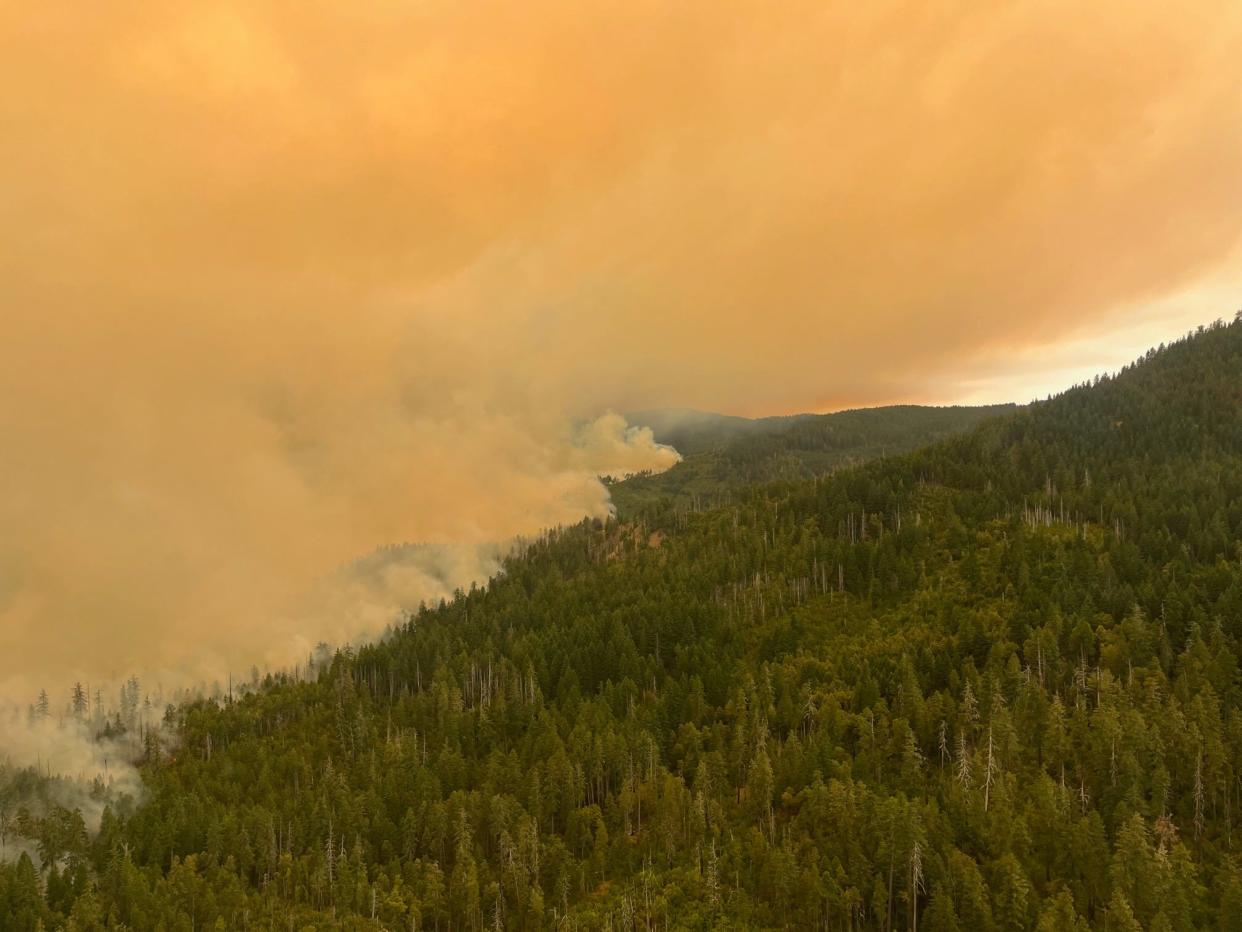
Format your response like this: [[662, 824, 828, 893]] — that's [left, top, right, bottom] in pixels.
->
[[3, 1, 1242, 698]]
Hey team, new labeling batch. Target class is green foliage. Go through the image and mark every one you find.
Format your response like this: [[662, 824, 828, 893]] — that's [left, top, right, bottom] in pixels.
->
[[5, 318, 1242, 928]]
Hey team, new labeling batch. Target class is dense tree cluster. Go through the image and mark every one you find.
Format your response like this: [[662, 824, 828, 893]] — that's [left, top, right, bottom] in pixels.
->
[[5, 319, 1242, 929]]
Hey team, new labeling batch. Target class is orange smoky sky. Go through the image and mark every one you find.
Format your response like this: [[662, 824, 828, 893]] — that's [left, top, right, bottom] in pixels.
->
[[2, 0, 1242, 696]]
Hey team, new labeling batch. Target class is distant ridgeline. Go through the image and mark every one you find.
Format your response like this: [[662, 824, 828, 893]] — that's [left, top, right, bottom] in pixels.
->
[[7, 319, 1242, 929], [611, 403, 1015, 516]]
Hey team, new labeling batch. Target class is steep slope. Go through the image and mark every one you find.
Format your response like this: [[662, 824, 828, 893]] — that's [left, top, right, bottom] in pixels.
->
[[6, 319, 1242, 929]]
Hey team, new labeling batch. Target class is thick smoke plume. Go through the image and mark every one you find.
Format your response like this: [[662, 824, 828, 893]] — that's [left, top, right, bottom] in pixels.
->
[[2, 0, 1242, 706]]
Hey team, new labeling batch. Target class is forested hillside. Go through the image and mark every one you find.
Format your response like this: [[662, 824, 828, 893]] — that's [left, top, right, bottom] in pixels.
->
[[613, 404, 1013, 516], [6, 319, 1242, 929]]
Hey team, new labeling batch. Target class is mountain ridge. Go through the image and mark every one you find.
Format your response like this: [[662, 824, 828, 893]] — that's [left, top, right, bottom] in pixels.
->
[[5, 319, 1242, 928], [613, 402, 1016, 516]]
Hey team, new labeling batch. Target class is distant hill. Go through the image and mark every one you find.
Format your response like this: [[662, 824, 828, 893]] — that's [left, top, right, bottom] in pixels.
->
[[622, 407, 814, 456], [615, 402, 1015, 515]]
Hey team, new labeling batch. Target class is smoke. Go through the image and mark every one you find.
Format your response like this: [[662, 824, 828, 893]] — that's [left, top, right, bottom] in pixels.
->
[[0, 407, 678, 703], [0, 711, 147, 849], [2, 0, 1242, 703]]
